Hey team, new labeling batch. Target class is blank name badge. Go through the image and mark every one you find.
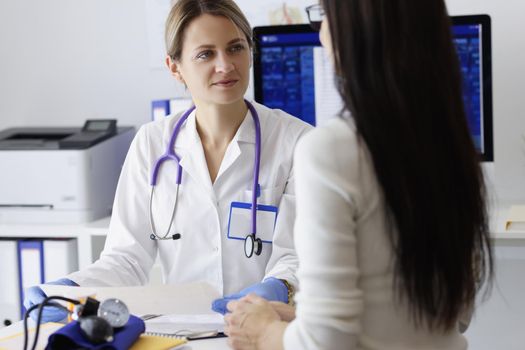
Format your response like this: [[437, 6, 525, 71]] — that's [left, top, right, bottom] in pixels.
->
[[227, 202, 278, 243]]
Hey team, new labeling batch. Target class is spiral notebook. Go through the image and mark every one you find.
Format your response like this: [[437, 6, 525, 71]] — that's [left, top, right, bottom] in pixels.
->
[[144, 313, 225, 340], [130, 334, 187, 349]]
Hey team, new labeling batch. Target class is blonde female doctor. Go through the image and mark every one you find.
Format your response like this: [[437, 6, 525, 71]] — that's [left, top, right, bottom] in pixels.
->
[[24, 0, 312, 322]]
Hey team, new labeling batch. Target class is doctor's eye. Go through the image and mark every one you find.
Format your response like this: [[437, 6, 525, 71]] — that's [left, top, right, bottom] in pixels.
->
[[195, 50, 214, 61], [228, 44, 246, 54]]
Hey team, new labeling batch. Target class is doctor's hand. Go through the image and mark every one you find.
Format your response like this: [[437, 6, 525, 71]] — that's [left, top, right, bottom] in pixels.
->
[[23, 278, 78, 323], [224, 294, 286, 350], [211, 277, 288, 315]]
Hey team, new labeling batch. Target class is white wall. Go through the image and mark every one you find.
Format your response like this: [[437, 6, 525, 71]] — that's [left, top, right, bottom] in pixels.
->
[[464, 247, 525, 350], [0, 0, 185, 130], [0, 0, 524, 200]]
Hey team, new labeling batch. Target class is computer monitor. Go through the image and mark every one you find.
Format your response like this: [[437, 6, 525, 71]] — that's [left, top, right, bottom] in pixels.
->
[[451, 15, 493, 162], [253, 25, 341, 128], [253, 15, 493, 161]]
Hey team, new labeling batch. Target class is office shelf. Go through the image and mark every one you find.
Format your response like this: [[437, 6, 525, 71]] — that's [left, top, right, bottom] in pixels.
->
[[490, 206, 525, 245], [1, 205, 524, 271], [0, 216, 111, 269]]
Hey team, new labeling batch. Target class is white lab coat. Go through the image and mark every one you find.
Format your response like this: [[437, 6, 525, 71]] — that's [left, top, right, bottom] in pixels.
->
[[67, 101, 312, 295]]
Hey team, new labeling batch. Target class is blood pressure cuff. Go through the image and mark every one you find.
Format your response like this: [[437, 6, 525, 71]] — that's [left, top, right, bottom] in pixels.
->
[[45, 314, 145, 350]]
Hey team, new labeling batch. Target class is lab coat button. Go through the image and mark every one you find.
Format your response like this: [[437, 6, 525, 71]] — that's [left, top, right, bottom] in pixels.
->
[[213, 246, 219, 252]]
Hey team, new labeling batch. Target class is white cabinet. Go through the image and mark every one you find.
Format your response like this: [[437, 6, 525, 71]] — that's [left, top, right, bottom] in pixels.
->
[[0, 216, 110, 271], [0, 240, 20, 327], [0, 217, 110, 326]]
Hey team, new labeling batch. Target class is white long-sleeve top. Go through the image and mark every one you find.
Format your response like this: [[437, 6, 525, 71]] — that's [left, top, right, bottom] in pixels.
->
[[284, 117, 467, 350]]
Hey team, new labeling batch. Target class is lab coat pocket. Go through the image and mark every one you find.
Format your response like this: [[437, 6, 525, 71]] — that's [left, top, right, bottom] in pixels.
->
[[243, 185, 284, 207]]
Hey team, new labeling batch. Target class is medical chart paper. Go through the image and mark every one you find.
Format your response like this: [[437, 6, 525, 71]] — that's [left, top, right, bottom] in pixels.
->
[[41, 281, 221, 316]]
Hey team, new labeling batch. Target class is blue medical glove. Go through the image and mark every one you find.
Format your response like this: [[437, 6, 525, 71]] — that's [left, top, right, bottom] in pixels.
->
[[23, 278, 79, 323], [211, 277, 288, 315]]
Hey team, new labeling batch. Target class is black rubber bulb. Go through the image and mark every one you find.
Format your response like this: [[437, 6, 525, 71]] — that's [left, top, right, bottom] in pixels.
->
[[79, 316, 114, 344]]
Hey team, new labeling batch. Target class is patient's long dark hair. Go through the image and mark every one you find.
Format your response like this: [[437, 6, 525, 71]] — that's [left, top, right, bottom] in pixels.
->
[[322, 0, 493, 330]]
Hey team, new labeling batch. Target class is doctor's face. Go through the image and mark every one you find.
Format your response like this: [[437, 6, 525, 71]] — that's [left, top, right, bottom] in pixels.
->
[[169, 14, 251, 106]]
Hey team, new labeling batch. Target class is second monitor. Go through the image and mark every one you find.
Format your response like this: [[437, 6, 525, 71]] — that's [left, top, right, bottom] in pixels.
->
[[253, 15, 493, 162]]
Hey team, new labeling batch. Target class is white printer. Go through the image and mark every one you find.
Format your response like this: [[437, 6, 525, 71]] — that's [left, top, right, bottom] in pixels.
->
[[0, 120, 135, 224]]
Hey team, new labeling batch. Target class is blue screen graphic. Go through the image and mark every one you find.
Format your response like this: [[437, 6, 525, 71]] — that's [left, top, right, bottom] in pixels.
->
[[258, 27, 485, 152], [452, 24, 484, 153], [259, 33, 320, 126]]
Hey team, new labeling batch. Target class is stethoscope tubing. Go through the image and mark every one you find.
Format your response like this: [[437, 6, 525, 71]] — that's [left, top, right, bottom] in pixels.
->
[[247, 101, 261, 237], [150, 105, 196, 187], [149, 100, 261, 242]]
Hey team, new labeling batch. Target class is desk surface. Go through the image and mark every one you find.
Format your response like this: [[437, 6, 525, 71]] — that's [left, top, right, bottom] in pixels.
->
[[0, 320, 229, 350]]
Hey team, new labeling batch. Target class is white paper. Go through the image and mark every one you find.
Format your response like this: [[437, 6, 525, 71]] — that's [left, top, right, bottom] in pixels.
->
[[236, 0, 312, 27], [145, 313, 225, 336], [314, 47, 345, 126], [41, 282, 221, 316]]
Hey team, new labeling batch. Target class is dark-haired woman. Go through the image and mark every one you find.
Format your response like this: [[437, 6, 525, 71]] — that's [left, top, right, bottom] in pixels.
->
[[224, 0, 493, 349]]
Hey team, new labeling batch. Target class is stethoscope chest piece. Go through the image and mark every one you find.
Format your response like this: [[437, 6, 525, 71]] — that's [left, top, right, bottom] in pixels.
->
[[150, 233, 181, 241], [244, 234, 262, 258]]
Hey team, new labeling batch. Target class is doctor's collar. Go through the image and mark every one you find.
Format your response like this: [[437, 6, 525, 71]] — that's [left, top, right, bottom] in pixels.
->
[[233, 106, 258, 144], [168, 104, 259, 148]]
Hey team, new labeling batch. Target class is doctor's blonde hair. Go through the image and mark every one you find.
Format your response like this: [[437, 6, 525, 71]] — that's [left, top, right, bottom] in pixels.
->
[[165, 0, 253, 62]]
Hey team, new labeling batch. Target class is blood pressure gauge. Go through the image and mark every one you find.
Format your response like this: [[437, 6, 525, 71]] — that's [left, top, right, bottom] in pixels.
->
[[97, 298, 130, 328]]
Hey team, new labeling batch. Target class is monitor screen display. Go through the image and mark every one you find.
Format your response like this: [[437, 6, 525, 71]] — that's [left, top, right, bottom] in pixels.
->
[[253, 16, 493, 161], [257, 32, 319, 126], [452, 15, 493, 161], [453, 24, 483, 151], [254, 27, 343, 127]]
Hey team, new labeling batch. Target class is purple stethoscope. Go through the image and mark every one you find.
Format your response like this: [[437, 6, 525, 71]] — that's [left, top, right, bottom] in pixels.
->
[[148, 99, 264, 258]]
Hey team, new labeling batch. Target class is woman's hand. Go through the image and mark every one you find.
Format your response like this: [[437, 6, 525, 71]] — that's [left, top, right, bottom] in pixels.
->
[[224, 294, 287, 350], [268, 301, 296, 322]]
